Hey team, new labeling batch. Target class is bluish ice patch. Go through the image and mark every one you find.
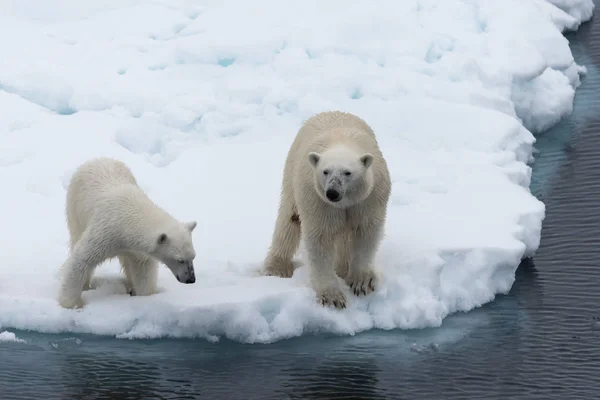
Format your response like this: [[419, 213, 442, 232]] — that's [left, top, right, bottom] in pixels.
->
[[218, 57, 235, 67], [56, 106, 77, 116], [0, 82, 77, 116], [350, 88, 363, 100]]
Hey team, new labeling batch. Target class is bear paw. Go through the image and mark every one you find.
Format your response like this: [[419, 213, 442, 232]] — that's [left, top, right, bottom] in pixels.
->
[[345, 269, 376, 296], [129, 285, 157, 297], [264, 258, 294, 278], [58, 292, 84, 309], [124, 280, 136, 296], [317, 286, 347, 309]]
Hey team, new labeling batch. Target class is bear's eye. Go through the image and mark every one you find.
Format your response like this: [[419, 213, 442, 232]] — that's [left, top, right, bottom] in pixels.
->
[[344, 171, 352, 176], [177, 258, 185, 264], [323, 170, 329, 175]]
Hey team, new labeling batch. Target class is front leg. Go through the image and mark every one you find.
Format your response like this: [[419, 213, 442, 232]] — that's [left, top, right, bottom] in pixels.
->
[[333, 230, 352, 280], [345, 224, 383, 297], [305, 233, 347, 309], [58, 226, 118, 309], [58, 231, 109, 309], [58, 255, 90, 309]]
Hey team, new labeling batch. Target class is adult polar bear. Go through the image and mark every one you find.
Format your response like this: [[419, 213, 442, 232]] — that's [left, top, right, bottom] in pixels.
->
[[58, 157, 198, 309], [264, 111, 391, 309]]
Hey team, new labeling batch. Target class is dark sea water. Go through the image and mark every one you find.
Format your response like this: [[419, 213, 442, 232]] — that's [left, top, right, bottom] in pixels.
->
[[3, 10, 600, 400]]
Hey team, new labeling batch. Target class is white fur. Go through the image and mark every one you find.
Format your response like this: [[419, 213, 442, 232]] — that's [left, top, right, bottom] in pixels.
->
[[58, 157, 198, 309], [263, 111, 391, 309]]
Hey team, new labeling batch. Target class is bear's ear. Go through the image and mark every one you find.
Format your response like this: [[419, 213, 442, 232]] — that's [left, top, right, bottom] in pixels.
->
[[360, 153, 374, 169], [157, 233, 168, 245], [185, 221, 197, 232], [308, 152, 321, 168]]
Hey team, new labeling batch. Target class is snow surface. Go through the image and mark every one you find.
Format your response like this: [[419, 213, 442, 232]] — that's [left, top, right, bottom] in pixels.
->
[[0, 0, 593, 343]]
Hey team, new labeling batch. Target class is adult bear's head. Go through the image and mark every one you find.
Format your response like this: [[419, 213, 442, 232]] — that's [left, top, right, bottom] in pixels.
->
[[308, 144, 375, 209]]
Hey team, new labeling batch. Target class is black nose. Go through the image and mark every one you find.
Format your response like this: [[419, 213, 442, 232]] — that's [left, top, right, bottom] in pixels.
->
[[326, 189, 340, 202], [185, 275, 195, 284]]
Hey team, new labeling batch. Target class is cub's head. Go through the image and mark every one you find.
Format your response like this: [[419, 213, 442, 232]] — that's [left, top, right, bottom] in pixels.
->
[[308, 145, 375, 208], [153, 221, 197, 284]]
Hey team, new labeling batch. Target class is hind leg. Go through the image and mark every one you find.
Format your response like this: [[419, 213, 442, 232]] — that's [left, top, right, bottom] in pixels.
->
[[119, 252, 158, 296], [264, 198, 302, 278]]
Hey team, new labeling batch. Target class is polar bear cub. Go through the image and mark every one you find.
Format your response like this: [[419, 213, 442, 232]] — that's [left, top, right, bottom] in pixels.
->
[[264, 111, 391, 309], [58, 157, 198, 309]]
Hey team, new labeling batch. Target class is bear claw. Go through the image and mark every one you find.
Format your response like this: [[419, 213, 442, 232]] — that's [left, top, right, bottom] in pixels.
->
[[317, 287, 347, 309], [346, 270, 377, 297]]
